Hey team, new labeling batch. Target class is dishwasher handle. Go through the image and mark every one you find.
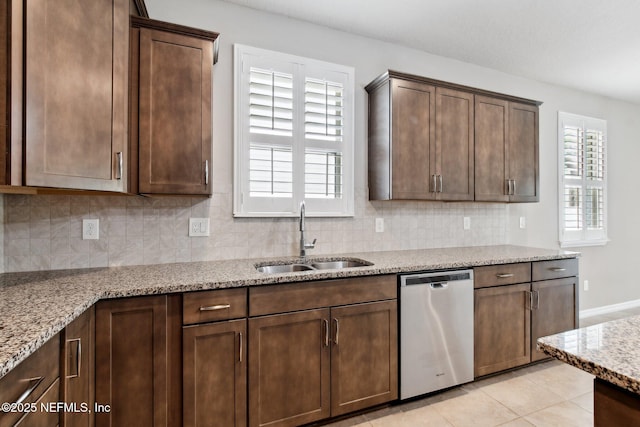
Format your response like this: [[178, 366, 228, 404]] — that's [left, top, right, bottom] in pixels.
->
[[430, 282, 449, 289]]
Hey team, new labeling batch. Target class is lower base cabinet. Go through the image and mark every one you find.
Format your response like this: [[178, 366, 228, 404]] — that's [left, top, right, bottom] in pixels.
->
[[183, 319, 247, 427], [474, 259, 578, 377], [248, 300, 397, 427], [474, 283, 531, 377], [61, 306, 95, 427], [95, 295, 182, 427]]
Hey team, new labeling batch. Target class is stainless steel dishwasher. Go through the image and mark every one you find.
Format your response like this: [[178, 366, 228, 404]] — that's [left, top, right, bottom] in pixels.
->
[[400, 269, 474, 399]]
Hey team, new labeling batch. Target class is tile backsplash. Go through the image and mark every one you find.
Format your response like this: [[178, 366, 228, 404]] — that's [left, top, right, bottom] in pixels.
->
[[2, 191, 508, 273]]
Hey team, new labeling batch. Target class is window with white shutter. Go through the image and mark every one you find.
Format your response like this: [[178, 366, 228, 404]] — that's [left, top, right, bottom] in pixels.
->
[[558, 112, 608, 247], [234, 45, 354, 217]]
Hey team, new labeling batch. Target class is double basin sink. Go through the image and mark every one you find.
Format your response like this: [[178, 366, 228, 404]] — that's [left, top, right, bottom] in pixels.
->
[[256, 258, 373, 274]]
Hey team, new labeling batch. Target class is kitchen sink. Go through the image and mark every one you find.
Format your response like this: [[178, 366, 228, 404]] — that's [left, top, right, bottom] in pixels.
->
[[256, 264, 315, 274], [310, 260, 371, 269], [255, 258, 372, 273]]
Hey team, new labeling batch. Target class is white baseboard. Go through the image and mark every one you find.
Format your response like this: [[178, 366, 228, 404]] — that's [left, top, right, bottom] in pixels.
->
[[580, 298, 640, 319]]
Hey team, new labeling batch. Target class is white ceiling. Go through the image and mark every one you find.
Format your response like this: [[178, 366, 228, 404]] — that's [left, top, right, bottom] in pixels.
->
[[218, 0, 640, 105]]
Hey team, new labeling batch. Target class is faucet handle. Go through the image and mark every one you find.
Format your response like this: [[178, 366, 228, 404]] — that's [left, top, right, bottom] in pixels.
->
[[305, 238, 317, 249]]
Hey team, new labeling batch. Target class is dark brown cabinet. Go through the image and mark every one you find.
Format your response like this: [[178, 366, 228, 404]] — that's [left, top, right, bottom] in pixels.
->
[[61, 306, 95, 427], [474, 282, 532, 377], [182, 288, 247, 427], [0, 334, 60, 427], [9, 0, 130, 192], [530, 260, 578, 362], [249, 309, 331, 427], [95, 295, 181, 427], [367, 70, 539, 203], [367, 74, 474, 201], [474, 258, 578, 377], [129, 17, 218, 195], [475, 96, 539, 202], [248, 276, 397, 427], [330, 301, 397, 416]]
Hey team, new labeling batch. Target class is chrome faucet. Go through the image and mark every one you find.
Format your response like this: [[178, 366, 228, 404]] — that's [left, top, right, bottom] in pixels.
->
[[299, 201, 316, 258]]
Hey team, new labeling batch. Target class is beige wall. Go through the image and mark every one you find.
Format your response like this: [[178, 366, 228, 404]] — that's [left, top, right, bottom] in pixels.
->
[[3, 0, 640, 311]]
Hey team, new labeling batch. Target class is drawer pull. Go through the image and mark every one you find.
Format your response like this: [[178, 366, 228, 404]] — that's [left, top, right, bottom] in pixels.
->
[[66, 338, 82, 379], [550, 267, 567, 272], [323, 319, 329, 347], [15, 376, 44, 405], [239, 332, 243, 363], [496, 273, 514, 278], [199, 304, 231, 312]]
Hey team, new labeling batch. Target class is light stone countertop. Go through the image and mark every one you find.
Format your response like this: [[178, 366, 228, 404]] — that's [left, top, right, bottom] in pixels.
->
[[538, 316, 640, 395], [0, 244, 577, 379]]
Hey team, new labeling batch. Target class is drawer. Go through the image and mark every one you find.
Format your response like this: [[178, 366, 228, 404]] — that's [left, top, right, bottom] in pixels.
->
[[0, 334, 60, 427], [532, 258, 578, 281], [183, 288, 247, 325], [474, 263, 531, 288], [14, 378, 60, 427], [249, 275, 397, 317]]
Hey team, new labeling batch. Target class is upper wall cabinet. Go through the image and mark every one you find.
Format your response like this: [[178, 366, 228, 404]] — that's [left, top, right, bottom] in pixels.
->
[[129, 17, 218, 196], [366, 70, 540, 203], [3, 0, 130, 192], [367, 74, 474, 201], [475, 96, 539, 202]]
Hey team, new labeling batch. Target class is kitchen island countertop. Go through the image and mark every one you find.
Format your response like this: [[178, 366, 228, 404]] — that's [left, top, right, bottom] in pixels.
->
[[538, 315, 640, 395], [1, 244, 577, 379]]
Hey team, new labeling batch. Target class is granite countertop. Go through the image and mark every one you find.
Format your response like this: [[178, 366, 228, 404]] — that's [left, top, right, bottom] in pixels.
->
[[0, 244, 577, 379], [538, 316, 640, 395]]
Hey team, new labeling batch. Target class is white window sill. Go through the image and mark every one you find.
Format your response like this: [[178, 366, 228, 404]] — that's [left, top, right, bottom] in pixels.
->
[[560, 238, 609, 248]]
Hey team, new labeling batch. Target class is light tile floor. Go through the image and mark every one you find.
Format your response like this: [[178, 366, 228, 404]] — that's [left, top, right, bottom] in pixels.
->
[[323, 307, 640, 427]]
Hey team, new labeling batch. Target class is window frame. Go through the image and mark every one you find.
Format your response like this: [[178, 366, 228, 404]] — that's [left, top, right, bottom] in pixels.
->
[[233, 44, 355, 218], [557, 111, 609, 248]]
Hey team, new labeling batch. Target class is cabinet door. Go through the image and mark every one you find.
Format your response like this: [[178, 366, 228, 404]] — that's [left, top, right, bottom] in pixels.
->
[[330, 301, 397, 416], [508, 102, 539, 202], [474, 283, 531, 377], [474, 95, 509, 202], [24, 0, 128, 191], [531, 277, 577, 362], [390, 79, 436, 200], [249, 309, 330, 427], [62, 307, 95, 427], [183, 319, 246, 427], [137, 28, 212, 195], [95, 295, 170, 427], [435, 87, 474, 201]]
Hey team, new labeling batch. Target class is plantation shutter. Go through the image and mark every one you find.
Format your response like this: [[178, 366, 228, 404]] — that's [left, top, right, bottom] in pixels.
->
[[559, 112, 607, 247]]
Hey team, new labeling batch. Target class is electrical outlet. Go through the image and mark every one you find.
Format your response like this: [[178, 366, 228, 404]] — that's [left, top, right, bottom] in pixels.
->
[[584, 280, 589, 291], [189, 218, 210, 237], [463, 217, 471, 230], [82, 219, 99, 240], [519, 216, 526, 229], [375, 218, 384, 233]]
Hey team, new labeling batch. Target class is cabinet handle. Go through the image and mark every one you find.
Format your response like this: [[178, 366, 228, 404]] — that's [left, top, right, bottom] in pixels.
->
[[204, 160, 209, 185], [506, 179, 511, 195], [496, 273, 514, 278], [438, 175, 443, 193], [116, 152, 123, 180], [199, 304, 231, 311], [432, 174, 437, 193], [333, 318, 339, 345], [534, 290, 540, 310], [512, 180, 516, 195], [15, 376, 44, 405], [323, 319, 329, 347], [528, 291, 534, 311], [550, 267, 567, 272], [239, 332, 243, 363], [66, 338, 82, 379]]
